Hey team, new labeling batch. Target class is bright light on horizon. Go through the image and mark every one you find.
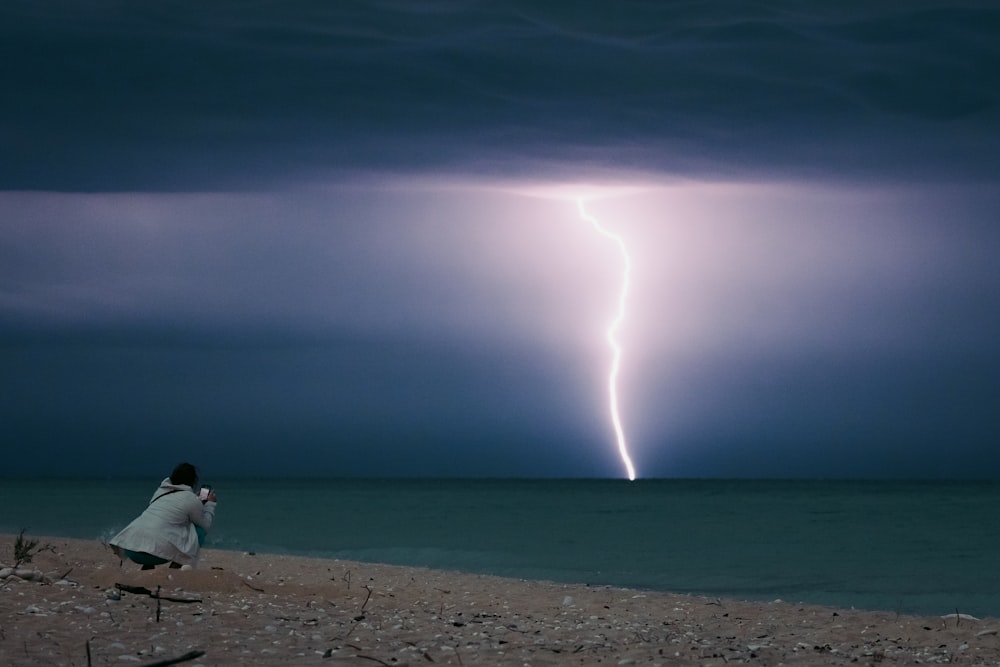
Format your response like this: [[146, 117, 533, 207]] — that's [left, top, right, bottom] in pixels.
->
[[577, 198, 638, 481]]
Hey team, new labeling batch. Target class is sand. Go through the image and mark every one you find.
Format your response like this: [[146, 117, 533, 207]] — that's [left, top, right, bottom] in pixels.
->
[[1, 534, 998, 666]]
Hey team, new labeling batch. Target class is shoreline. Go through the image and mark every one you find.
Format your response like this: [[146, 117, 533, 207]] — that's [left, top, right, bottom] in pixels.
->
[[2, 534, 999, 665]]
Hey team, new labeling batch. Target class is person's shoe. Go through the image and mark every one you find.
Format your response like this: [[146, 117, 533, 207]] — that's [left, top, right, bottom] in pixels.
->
[[140, 564, 155, 571], [168, 562, 182, 569]]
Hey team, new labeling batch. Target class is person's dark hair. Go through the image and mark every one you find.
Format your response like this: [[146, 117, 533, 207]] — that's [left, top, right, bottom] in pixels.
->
[[170, 462, 199, 487]]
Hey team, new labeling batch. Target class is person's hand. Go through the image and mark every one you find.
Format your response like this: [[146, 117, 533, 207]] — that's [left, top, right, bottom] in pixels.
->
[[207, 490, 218, 503]]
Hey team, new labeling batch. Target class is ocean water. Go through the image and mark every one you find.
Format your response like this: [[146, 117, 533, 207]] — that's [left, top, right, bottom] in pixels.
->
[[1, 479, 997, 618]]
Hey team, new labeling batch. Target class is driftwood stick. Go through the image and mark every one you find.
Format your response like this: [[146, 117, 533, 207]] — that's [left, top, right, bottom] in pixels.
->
[[138, 650, 206, 667], [86, 638, 92, 667], [156, 585, 162, 622], [115, 583, 202, 603], [241, 579, 265, 593]]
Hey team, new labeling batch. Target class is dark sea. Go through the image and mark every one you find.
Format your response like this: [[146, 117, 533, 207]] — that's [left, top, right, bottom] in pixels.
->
[[2, 479, 997, 618]]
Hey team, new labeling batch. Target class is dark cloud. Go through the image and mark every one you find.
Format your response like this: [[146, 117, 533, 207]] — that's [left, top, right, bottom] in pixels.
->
[[1, 2, 999, 478], [1, 1, 998, 190]]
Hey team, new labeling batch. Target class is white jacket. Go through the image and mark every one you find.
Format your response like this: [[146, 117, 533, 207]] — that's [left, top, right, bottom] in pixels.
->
[[110, 478, 217, 566]]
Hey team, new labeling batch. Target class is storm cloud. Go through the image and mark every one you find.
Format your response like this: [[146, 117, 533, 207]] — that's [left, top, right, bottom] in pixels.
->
[[1, 1, 998, 478]]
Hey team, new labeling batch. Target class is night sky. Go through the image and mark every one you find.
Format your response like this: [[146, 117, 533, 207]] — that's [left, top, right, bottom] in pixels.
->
[[2, 2, 998, 478]]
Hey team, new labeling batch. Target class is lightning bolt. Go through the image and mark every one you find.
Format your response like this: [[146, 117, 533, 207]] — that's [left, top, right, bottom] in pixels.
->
[[577, 198, 637, 481]]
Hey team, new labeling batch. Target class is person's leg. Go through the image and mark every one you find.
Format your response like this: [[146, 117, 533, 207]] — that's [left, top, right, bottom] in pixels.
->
[[167, 527, 208, 568], [123, 549, 169, 569]]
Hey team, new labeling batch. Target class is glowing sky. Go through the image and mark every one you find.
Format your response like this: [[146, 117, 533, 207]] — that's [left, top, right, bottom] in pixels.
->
[[1, 1, 998, 478]]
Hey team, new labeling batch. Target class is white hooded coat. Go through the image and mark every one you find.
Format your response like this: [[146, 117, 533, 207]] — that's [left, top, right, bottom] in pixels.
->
[[110, 478, 216, 566]]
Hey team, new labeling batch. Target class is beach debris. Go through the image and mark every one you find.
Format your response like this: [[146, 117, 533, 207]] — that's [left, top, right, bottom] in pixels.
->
[[941, 612, 980, 623], [114, 583, 203, 603], [135, 649, 205, 666], [10, 528, 55, 567], [0, 567, 48, 583], [242, 578, 265, 593], [361, 584, 374, 613]]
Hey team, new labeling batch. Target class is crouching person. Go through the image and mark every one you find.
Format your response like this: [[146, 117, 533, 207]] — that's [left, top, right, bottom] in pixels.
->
[[110, 462, 217, 570]]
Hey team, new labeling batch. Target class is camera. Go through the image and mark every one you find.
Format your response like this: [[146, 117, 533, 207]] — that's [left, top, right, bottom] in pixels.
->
[[199, 485, 212, 501]]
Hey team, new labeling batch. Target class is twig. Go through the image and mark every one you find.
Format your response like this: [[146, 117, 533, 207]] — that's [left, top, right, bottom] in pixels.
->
[[338, 611, 369, 640], [241, 579, 265, 593], [115, 583, 202, 602], [356, 656, 391, 666], [86, 638, 92, 667], [138, 649, 206, 667], [343, 570, 351, 589], [361, 585, 374, 612], [156, 585, 162, 623]]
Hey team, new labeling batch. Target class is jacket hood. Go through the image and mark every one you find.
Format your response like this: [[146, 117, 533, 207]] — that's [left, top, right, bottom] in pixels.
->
[[156, 477, 193, 492]]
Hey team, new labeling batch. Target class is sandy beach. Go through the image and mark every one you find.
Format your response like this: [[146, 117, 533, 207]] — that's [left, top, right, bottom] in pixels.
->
[[1, 534, 998, 666]]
